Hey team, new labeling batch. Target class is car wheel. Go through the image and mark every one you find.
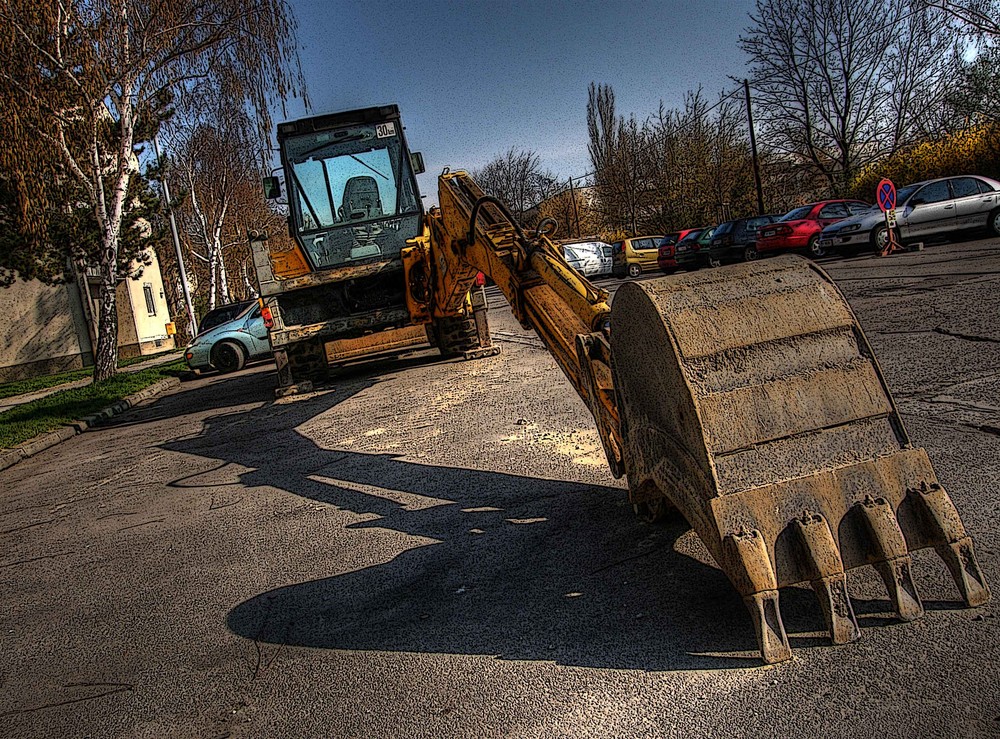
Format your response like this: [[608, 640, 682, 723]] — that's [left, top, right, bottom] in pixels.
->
[[743, 245, 758, 262], [211, 340, 246, 373], [989, 207, 1000, 237], [871, 225, 888, 252], [627, 263, 642, 278], [808, 235, 826, 258]]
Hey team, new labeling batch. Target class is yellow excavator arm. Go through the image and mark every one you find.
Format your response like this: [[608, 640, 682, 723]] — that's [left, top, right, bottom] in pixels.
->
[[408, 170, 990, 664]]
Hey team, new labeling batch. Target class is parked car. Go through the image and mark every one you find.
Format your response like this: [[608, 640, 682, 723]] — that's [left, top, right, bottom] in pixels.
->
[[756, 200, 871, 258], [185, 301, 273, 373], [818, 175, 1000, 253], [560, 240, 613, 277], [701, 215, 778, 265], [657, 228, 704, 273], [611, 236, 663, 277]]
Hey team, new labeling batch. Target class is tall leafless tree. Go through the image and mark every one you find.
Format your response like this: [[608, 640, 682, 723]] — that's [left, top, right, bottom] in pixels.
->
[[587, 83, 649, 234], [164, 98, 260, 312], [741, 0, 960, 196]]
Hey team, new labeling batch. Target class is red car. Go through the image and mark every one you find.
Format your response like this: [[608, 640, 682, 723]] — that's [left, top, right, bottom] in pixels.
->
[[756, 200, 871, 258], [656, 228, 702, 272]]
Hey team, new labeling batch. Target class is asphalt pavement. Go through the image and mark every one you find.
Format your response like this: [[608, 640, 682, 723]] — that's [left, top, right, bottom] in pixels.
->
[[2, 238, 999, 737]]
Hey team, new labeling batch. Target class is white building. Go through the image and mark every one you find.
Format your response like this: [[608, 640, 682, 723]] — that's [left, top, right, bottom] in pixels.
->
[[0, 249, 175, 382]]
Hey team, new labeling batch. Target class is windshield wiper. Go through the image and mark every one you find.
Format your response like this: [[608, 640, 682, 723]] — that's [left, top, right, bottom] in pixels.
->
[[296, 133, 366, 162], [349, 154, 389, 180]]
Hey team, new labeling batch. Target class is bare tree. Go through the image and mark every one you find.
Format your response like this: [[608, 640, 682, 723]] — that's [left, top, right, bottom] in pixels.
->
[[0, 0, 305, 381], [742, 0, 966, 195], [643, 90, 759, 230], [886, 7, 965, 145], [586, 83, 648, 234], [921, 0, 1000, 36], [165, 98, 260, 311], [471, 147, 560, 225]]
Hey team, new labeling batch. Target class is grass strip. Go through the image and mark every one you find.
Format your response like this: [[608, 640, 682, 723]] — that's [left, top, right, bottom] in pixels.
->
[[0, 349, 182, 400], [0, 360, 186, 449]]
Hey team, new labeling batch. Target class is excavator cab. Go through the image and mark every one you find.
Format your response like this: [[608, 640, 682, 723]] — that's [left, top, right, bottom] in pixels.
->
[[275, 105, 423, 270]]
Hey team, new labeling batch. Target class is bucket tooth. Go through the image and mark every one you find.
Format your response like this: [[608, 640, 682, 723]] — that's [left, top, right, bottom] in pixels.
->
[[908, 483, 991, 607], [937, 538, 990, 607], [856, 496, 924, 621], [792, 513, 860, 645], [723, 529, 791, 664]]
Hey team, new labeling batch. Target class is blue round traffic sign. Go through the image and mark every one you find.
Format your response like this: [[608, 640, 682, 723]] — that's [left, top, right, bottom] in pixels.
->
[[877, 178, 896, 212]]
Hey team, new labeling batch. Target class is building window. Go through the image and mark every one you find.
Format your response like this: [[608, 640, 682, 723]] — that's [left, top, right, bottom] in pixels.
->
[[143, 283, 156, 316]]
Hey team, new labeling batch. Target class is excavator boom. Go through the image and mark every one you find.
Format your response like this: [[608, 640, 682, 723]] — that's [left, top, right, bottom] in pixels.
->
[[419, 170, 990, 663]]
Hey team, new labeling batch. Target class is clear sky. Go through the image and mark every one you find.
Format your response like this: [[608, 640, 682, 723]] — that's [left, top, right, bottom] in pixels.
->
[[283, 0, 758, 198]]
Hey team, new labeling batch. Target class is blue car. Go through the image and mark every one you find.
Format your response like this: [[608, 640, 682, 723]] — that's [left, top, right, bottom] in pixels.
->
[[184, 301, 272, 373]]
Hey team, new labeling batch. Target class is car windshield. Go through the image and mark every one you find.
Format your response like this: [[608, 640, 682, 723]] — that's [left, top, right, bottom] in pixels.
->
[[714, 221, 734, 235], [677, 230, 702, 243], [780, 206, 813, 222]]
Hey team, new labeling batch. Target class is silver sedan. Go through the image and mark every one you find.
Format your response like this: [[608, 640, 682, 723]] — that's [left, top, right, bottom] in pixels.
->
[[819, 175, 1000, 252]]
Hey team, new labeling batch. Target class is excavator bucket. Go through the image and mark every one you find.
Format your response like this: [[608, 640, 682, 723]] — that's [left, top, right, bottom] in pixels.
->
[[610, 255, 989, 663]]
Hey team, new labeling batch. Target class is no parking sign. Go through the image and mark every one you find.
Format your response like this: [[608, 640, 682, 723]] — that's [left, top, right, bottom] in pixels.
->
[[877, 178, 896, 211], [876, 178, 903, 256]]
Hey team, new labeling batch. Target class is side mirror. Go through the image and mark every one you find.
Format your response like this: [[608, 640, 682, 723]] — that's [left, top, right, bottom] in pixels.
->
[[263, 176, 282, 199], [410, 151, 425, 175]]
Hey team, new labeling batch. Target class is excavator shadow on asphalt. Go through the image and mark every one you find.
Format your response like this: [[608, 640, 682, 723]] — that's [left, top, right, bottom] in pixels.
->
[[152, 357, 964, 673]]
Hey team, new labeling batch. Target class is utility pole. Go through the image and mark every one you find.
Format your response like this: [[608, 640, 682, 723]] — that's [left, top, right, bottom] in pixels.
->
[[568, 177, 581, 237], [744, 79, 765, 216], [153, 135, 198, 338]]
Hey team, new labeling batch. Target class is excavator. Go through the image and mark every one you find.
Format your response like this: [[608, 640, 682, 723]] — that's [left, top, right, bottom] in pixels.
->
[[253, 104, 990, 664]]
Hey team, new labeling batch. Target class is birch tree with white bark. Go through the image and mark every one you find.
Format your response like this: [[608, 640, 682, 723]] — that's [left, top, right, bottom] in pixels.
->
[[0, 0, 305, 380]]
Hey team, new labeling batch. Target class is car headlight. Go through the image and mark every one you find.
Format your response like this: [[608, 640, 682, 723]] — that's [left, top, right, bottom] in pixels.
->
[[839, 223, 862, 233]]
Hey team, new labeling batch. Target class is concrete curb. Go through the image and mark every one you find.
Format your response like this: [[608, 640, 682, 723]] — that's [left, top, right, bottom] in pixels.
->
[[0, 376, 181, 473]]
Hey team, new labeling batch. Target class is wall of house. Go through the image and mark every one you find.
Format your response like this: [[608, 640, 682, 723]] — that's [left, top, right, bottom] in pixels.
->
[[0, 278, 94, 382], [118, 249, 175, 359]]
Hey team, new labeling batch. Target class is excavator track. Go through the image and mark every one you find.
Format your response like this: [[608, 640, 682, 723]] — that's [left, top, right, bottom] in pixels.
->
[[610, 255, 990, 663]]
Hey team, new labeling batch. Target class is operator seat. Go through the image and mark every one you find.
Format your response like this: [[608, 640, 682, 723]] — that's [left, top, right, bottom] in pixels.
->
[[339, 175, 383, 260], [339, 176, 383, 220]]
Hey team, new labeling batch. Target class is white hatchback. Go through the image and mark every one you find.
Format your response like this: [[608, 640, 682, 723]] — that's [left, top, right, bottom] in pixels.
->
[[560, 240, 614, 277]]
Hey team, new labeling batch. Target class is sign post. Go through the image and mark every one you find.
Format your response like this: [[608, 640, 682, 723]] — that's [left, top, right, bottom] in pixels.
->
[[876, 178, 903, 256]]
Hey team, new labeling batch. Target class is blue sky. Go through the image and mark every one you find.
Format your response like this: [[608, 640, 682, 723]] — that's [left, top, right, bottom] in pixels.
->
[[284, 0, 758, 197]]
